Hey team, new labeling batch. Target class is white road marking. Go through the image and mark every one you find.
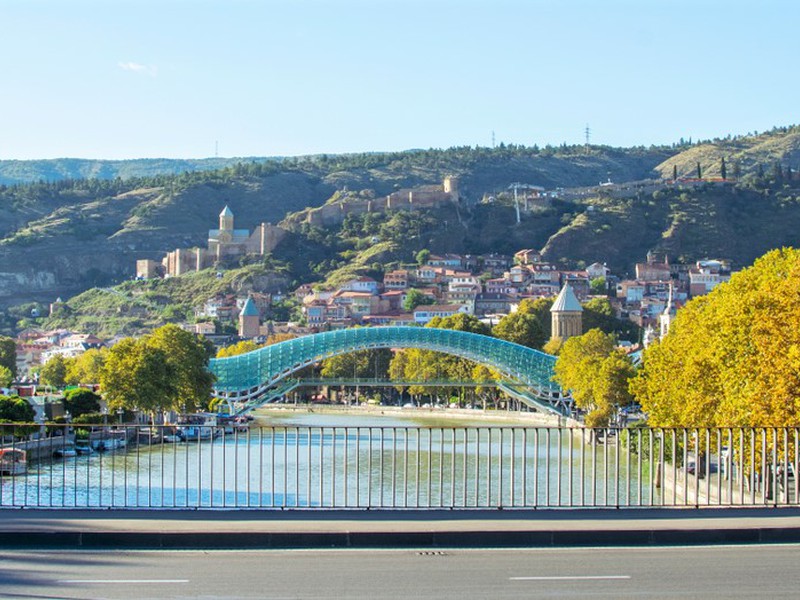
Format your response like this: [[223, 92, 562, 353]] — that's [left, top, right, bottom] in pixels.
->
[[510, 575, 631, 581], [59, 579, 189, 584]]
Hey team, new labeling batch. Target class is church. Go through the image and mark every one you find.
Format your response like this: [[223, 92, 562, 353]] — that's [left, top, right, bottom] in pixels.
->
[[136, 206, 286, 278]]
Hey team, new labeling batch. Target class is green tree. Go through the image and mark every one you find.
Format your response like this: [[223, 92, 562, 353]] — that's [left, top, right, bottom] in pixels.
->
[[321, 349, 391, 379], [0, 395, 35, 422], [631, 247, 800, 428], [581, 297, 639, 341], [40, 354, 67, 388], [403, 288, 434, 312], [100, 337, 175, 417], [492, 311, 545, 349], [553, 329, 634, 427], [63, 388, 101, 418], [696, 162, 702, 179], [65, 348, 107, 385], [0, 366, 12, 388], [589, 276, 606, 295], [147, 324, 216, 413], [415, 249, 431, 266], [427, 313, 491, 336], [516, 297, 554, 340], [720, 157, 727, 180], [672, 164, 678, 181], [0, 336, 16, 379]]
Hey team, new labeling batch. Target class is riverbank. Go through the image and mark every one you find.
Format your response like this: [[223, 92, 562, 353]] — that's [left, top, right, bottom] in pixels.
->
[[253, 403, 567, 427]]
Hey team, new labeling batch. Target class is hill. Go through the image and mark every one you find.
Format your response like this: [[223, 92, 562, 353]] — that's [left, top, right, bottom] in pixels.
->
[[3, 127, 800, 328], [0, 144, 673, 308], [655, 125, 800, 180], [39, 263, 291, 338]]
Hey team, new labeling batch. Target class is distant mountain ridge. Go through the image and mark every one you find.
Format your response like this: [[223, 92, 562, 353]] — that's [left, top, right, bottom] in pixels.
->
[[0, 157, 281, 186]]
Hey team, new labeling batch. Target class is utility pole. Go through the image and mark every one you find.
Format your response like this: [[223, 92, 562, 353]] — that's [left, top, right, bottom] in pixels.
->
[[491, 131, 496, 148], [584, 124, 591, 153]]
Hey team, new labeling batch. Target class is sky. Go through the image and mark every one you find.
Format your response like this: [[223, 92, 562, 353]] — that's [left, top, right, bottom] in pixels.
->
[[1, 0, 798, 160]]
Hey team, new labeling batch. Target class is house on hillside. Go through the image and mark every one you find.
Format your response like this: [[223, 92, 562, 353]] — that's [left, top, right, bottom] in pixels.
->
[[586, 262, 610, 280], [426, 254, 464, 269], [340, 276, 380, 294], [383, 269, 409, 290], [413, 304, 471, 324], [689, 260, 731, 297]]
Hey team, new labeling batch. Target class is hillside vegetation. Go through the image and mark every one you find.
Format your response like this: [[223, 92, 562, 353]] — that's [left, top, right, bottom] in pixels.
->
[[3, 126, 800, 333]]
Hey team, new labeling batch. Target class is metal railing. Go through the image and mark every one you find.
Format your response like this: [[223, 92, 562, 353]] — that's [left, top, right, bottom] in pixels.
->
[[1, 424, 798, 509]]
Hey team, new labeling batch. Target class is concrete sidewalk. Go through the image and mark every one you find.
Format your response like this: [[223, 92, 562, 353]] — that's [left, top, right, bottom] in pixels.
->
[[2, 508, 800, 548]]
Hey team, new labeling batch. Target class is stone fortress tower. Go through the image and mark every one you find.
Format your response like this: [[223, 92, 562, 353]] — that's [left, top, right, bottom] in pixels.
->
[[550, 283, 583, 341]]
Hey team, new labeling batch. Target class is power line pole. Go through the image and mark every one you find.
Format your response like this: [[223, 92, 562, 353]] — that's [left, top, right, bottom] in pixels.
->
[[584, 124, 591, 153], [491, 131, 496, 148]]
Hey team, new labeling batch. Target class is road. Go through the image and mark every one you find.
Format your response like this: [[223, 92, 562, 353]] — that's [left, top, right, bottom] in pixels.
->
[[0, 544, 795, 599]]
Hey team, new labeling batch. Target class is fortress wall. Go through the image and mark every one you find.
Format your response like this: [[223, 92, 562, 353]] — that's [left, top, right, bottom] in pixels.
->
[[261, 223, 287, 254]]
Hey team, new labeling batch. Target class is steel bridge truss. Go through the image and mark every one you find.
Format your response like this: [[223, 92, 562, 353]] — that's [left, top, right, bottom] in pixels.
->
[[210, 326, 564, 413]]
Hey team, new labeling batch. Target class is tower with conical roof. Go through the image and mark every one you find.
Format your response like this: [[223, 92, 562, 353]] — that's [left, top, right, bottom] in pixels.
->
[[550, 283, 583, 341], [238, 297, 260, 338], [218, 205, 234, 244]]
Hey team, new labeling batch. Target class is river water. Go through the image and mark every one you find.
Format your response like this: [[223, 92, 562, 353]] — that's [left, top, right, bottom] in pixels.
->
[[0, 411, 657, 509]]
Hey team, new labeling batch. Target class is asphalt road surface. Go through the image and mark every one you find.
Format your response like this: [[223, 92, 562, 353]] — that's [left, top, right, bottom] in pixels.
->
[[1, 545, 798, 599]]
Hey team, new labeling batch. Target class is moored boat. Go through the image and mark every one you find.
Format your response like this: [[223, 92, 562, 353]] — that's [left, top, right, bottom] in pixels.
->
[[0, 448, 27, 475], [54, 444, 77, 458]]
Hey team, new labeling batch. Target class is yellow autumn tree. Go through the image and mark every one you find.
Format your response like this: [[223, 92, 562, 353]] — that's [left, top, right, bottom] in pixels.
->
[[631, 247, 800, 428], [553, 329, 635, 427]]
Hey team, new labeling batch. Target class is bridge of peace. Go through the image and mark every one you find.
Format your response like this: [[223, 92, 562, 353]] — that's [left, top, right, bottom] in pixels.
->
[[209, 281, 584, 414], [209, 325, 568, 415]]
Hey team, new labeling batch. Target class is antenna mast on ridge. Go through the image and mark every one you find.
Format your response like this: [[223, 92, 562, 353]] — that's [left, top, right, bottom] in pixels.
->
[[584, 124, 591, 152]]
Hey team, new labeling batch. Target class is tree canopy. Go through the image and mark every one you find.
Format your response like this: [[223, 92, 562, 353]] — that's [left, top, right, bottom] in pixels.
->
[[40, 354, 67, 388], [631, 248, 800, 427], [0, 395, 35, 422], [100, 324, 215, 416], [65, 348, 107, 385], [63, 387, 101, 418], [554, 329, 635, 427], [0, 337, 16, 379], [403, 288, 434, 312], [492, 311, 545, 349]]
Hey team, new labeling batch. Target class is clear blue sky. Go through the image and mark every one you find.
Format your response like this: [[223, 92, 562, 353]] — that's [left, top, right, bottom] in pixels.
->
[[1, 0, 798, 160]]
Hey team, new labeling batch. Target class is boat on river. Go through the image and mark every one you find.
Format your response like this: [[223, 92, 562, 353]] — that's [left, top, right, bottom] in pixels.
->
[[217, 415, 250, 434], [176, 413, 219, 441], [0, 448, 27, 475], [90, 430, 128, 451], [54, 444, 77, 458]]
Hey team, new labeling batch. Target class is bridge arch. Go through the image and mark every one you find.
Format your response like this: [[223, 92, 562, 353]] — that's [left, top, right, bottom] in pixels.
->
[[210, 326, 559, 403]]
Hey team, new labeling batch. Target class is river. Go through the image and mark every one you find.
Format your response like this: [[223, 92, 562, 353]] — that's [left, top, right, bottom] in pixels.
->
[[0, 410, 656, 509]]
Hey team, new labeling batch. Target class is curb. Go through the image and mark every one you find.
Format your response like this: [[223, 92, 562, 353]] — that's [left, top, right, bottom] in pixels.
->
[[2, 527, 800, 549]]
